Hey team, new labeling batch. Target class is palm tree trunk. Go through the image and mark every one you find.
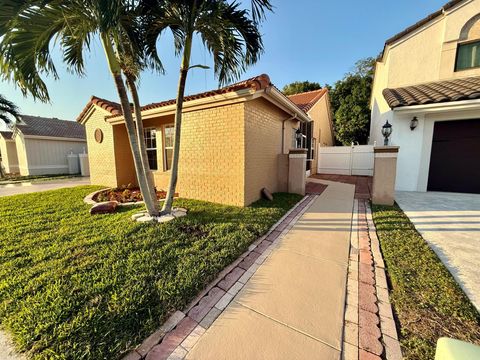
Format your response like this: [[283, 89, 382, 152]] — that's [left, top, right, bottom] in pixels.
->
[[161, 34, 193, 214], [101, 32, 159, 217], [125, 74, 159, 213]]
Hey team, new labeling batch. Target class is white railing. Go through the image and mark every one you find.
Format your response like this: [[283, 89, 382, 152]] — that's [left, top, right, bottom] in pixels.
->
[[317, 144, 374, 176]]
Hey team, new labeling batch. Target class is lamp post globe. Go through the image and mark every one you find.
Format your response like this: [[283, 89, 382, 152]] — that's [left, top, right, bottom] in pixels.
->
[[381, 120, 393, 146]]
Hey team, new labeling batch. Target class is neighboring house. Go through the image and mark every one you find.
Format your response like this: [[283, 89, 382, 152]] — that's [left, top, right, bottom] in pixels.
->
[[0, 116, 87, 176], [77, 74, 333, 206], [370, 0, 480, 194], [0, 131, 19, 174], [288, 89, 335, 175]]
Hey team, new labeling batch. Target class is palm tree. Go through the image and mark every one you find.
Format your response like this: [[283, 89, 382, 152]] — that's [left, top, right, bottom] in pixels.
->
[[143, 0, 268, 214], [0, 0, 160, 216], [0, 94, 20, 126], [0, 94, 20, 177]]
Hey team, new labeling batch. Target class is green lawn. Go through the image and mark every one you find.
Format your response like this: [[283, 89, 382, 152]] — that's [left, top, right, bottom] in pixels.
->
[[372, 204, 480, 360], [0, 186, 302, 359]]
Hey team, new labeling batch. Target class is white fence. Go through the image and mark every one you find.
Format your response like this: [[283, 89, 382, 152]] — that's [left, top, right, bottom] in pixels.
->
[[317, 145, 374, 176]]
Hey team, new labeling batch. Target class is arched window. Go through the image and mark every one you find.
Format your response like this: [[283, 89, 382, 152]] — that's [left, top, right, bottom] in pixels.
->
[[455, 14, 480, 71]]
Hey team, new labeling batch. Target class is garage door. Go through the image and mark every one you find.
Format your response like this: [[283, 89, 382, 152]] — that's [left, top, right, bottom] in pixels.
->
[[428, 119, 480, 194]]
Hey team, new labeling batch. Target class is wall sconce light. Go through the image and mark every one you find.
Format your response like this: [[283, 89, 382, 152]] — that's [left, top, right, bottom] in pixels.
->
[[410, 116, 419, 131], [381, 120, 392, 146]]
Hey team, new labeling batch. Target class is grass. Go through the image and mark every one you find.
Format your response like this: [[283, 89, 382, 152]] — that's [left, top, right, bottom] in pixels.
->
[[0, 173, 81, 185], [371, 203, 480, 359], [0, 186, 302, 359]]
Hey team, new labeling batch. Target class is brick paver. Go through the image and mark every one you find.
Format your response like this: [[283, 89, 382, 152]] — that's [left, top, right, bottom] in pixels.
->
[[123, 181, 401, 360]]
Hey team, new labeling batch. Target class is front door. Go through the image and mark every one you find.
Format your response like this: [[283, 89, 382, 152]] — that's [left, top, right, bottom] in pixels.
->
[[427, 119, 480, 194]]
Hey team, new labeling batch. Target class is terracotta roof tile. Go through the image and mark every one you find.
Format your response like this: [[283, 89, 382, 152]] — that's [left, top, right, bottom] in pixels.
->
[[0, 131, 13, 140], [287, 88, 328, 112], [78, 74, 309, 122], [16, 115, 86, 139], [78, 74, 273, 122], [382, 76, 480, 108], [76, 96, 123, 122]]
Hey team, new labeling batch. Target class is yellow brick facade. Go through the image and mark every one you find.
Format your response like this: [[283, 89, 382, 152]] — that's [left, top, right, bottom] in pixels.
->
[[84, 108, 118, 186], [244, 98, 295, 205], [85, 96, 303, 207]]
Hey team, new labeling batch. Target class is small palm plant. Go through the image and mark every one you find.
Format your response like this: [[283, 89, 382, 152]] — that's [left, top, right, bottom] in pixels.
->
[[0, 94, 20, 177], [143, 0, 269, 215], [0, 0, 160, 215], [0, 94, 20, 126]]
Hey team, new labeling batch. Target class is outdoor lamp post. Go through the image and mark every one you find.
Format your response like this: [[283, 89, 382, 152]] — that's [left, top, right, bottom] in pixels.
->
[[410, 116, 419, 131], [295, 128, 303, 148], [381, 120, 392, 145]]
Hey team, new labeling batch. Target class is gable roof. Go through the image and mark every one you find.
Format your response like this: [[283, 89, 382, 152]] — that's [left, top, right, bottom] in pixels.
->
[[0, 131, 13, 140], [287, 88, 328, 112], [383, 75, 480, 109], [381, 0, 465, 59], [15, 115, 86, 139]]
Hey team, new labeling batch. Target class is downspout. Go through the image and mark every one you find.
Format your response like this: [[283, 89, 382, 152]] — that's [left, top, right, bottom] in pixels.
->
[[282, 114, 297, 154]]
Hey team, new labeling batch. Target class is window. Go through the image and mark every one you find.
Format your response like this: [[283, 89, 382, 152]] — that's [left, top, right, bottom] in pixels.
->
[[455, 40, 480, 71], [163, 124, 174, 171], [144, 128, 158, 170]]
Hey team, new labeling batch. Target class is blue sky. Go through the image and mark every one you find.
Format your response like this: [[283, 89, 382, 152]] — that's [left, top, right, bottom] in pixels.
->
[[0, 0, 444, 123]]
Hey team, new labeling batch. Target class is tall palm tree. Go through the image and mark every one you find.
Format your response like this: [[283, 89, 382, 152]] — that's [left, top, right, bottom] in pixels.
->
[[143, 0, 267, 214], [0, 94, 20, 126], [0, 0, 160, 216]]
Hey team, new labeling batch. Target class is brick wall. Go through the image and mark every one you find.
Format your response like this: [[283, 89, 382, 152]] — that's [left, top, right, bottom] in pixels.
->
[[84, 108, 118, 187], [150, 104, 245, 206], [244, 98, 295, 205]]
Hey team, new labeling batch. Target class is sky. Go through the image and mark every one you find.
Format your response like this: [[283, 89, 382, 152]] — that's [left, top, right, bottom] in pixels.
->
[[0, 0, 446, 125]]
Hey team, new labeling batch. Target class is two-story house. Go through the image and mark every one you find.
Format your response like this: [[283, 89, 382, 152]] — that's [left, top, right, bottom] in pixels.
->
[[370, 0, 480, 194]]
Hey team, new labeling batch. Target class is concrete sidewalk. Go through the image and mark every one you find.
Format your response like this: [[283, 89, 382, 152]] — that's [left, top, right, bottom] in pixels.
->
[[185, 181, 355, 359], [0, 177, 90, 197]]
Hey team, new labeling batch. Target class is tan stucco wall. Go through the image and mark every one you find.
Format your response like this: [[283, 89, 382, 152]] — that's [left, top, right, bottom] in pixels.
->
[[372, 0, 480, 111], [370, 0, 480, 143], [306, 92, 335, 175], [84, 107, 118, 186], [14, 133, 32, 176], [0, 137, 19, 174], [244, 98, 294, 205]]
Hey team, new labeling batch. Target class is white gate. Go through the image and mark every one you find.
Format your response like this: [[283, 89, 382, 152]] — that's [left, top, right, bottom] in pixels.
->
[[317, 145, 374, 176]]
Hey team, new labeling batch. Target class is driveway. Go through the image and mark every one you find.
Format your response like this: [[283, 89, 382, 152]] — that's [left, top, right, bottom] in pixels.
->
[[395, 191, 480, 311], [0, 177, 90, 197]]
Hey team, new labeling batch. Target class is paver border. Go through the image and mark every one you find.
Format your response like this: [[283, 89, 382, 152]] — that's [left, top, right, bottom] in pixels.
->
[[122, 194, 319, 360], [342, 199, 402, 360]]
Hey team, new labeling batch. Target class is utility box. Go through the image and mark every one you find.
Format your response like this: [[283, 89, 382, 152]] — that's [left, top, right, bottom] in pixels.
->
[[67, 153, 79, 175], [79, 153, 90, 177]]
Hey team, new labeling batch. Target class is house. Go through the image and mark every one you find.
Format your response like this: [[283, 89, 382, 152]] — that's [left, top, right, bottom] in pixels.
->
[[370, 0, 480, 194], [0, 131, 19, 174], [77, 74, 334, 206], [288, 88, 335, 175], [0, 115, 87, 176]]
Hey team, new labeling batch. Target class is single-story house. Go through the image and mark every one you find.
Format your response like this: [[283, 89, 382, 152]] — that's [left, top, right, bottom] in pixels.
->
[[288, 88, 335, 175], [370, 0, 480, 194], [0, 131, 19, 174], [0, 115, 87, 176], [77, 74, 334, 206]]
